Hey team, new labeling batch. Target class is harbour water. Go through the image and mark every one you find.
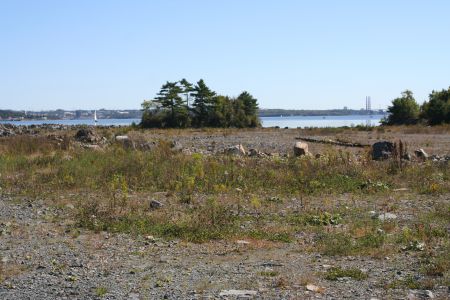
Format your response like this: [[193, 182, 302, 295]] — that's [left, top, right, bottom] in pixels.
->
[[0, 115, 384, 128]]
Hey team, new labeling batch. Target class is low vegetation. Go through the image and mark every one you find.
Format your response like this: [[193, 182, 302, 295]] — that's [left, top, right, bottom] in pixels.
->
[[324, 267, 368, 281], [0, 127, 448, 295]]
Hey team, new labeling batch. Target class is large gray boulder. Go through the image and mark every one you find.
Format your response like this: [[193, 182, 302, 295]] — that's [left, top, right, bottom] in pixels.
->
[[372, 141, 395, 160], [294, 142, 309, 157]]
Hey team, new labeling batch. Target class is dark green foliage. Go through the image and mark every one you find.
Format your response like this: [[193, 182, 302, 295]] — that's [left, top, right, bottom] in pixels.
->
[[383, 86, 450, 126], [383, 90, 420, 125], [192, 79, 216, 126], [152, 81, 189, 128], [140, 79, 260, 128], [421, 87, 450, 125]]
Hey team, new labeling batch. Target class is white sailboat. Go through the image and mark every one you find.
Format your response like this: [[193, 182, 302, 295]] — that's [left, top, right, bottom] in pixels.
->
[[94, 110, 98, 126]]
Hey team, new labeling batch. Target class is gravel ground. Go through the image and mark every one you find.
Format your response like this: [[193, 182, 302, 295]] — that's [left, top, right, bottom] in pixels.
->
[[1, 193, 449, 299], [1, 127, 449, 299]]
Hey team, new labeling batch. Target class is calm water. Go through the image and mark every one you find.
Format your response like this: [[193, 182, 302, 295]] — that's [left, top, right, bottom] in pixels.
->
[[0, 115, 384, 128], [261, 115, 384, 128]]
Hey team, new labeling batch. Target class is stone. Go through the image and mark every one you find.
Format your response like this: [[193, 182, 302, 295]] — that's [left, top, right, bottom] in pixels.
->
[[378, 212, 397, 221], [236, 240, 250, 245], [306, 283, 324, 293], [372, 141, 395, 160], [116, 135, 135, 150], [408, 290, 434, 299], [150, 200, 163, 209], [294, 142, 309, 157], [74, 129, 100, 143], [219, 290, 257, 297], [414, 149, 429, 161], [145, 235, 156, 242], [170, 141, 183, 151], [248, 148, 265, 157], [225, 144, 246, 156], [402, 153, 412, 161], [115, 135, 129, 141], [128, 293, 140, 300], [82, 144, 102, 150]]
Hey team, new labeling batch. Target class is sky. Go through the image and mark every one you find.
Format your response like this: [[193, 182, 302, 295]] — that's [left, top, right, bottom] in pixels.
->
[[1, 1, 450, 111]]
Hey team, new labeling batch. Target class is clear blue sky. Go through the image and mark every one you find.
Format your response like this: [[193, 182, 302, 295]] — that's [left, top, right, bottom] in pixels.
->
[[1, 0, 449, 111]]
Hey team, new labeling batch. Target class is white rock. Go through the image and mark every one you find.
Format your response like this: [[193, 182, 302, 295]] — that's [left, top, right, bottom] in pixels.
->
[[306, 283, 323, 293], [219, 290, 257, 296], [378, 212, 397, 221], [236, 240, 250, 245], [115, 135, 129, 141]]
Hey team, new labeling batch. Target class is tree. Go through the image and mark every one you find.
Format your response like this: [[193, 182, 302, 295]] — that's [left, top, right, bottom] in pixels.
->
[[191, 79, 216, 126], [236, 91, 260, 127], [179, 78, 194, 109], [140, 78, 261, 129], [384, 90, 420, 125], [153, 81, 188, 127], [141, 99, 164, 128], [421, 88, 450, 125]]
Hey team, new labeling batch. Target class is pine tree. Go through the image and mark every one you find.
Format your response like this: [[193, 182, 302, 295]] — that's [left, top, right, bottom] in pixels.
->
[[192, 79, 216, 126], [179, 78, 194, 109], [154, 81, 187, 127]]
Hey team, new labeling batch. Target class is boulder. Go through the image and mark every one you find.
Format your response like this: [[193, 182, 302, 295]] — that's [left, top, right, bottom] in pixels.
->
[[372, 141, 395, 160], [402, 152, 412, 161], [149, 200, 164, 209], [414, 149, 428, 161], [170, 140, 183, 151], [115, 135, 135, 150], [408, 290, 434, 299], [294, 142, 309, 157], [74, 128, 100, 143], [248, 148, 266, 157], [115, 135, 129, 141], [225, 144, 246, 156], [377, 212, 397, 221], [219, 290, 257, 297]]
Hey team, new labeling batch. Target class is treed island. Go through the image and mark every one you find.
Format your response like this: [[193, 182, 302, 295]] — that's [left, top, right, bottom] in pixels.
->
[[141, 79, 259, 128]]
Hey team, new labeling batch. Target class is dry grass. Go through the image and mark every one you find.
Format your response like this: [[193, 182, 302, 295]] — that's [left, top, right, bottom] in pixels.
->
[[0, 127, 448, 250]]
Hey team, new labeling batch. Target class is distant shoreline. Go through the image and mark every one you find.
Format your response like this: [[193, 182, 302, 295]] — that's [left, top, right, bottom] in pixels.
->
[[0, 108, 386, 122], [0, 115, 384, 128]]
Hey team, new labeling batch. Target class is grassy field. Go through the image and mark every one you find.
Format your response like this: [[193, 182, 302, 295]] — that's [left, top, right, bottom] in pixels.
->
[[0, 126, 449, 291]]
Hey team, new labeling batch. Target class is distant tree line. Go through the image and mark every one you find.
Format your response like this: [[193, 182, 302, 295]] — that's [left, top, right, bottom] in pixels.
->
[[0, 110, 25, 119], [140, 79, 260, 128], [383, 87, 450, 125], [258, 109, 384, 117]]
